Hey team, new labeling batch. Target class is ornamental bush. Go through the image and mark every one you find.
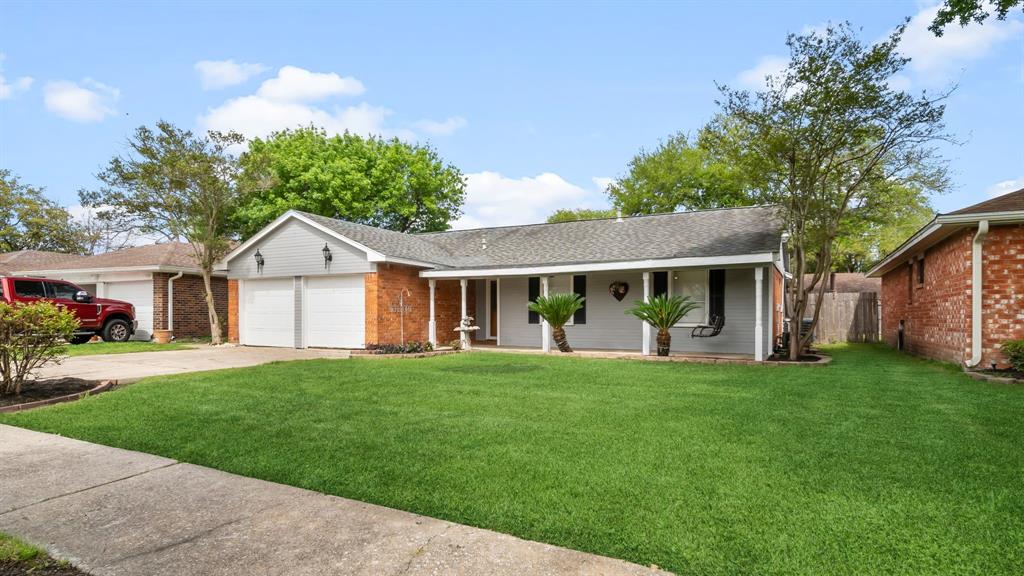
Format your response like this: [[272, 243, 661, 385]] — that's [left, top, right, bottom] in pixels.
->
[[1001, 339, 1024, 372], [0, 301, 79, 396]]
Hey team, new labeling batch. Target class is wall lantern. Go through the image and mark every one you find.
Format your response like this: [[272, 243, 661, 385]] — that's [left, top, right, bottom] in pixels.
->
[[322, 243, 333, 268], [254, 249, 265, 273]]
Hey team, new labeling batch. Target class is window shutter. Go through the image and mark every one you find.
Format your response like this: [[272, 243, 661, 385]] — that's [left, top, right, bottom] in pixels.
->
[[528, 277, 540, 324], [709, 269, 725, 318], [653, 271, 668, 297], [573, 275, 587, 325]]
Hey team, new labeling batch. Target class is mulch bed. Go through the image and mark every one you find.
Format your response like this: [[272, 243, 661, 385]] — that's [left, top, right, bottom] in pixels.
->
[[0, 378, 101, 408], [0, 557, 91, 575], [981, 369, 1024, 380], [764, 353, 832, 365]]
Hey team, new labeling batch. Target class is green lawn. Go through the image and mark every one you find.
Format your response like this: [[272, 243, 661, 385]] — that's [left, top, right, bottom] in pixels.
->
[[3, 345, 1022, 575], [64, 340, 191, 356], [0, 532, 84, 574]]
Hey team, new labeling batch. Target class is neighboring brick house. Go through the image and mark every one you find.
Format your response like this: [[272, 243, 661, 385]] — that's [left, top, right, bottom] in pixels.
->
[[867, 189, 1024, 368], [7, 243, 228, 340]]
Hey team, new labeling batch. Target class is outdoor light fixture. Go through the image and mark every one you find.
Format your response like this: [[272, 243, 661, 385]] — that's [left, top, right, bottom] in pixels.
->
[[254, 249, 265, 273], [322, 243, 333, 268]]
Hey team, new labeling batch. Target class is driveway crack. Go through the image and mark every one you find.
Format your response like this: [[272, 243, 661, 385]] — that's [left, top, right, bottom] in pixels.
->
[[393, 522, 455, 576]]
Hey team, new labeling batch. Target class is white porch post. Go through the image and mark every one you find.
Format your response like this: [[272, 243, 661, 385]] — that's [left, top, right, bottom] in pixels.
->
[[540, 276, 551, 352], [459, 279, 468, 348], [428, 279, 437, 347], [754, 267, 764, 361], [641, 271, 651, 355]]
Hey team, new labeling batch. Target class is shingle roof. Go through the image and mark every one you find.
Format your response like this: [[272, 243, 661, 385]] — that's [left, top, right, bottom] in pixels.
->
[[5, 242, 203, 272], [0, 250, 88, 275], [947, 188, 1024, 215], [300, 205, 785, 269]]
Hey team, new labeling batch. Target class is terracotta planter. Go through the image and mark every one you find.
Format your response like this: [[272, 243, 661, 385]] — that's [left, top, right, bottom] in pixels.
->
[[153, 329, 173, 344]]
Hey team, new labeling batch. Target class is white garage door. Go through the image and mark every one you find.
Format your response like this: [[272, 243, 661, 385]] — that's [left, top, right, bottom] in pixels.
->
[[305, 275, 364, 348], [242, 278, 295, 348], [105, 280, 154, 341]]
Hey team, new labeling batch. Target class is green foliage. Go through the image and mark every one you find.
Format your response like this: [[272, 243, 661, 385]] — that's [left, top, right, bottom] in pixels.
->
[[0, 170, 87, 254], [235, 127, 466, 237], [528, 292, 585, 329], [607, 133, 752, 215], [0, 301, 79, 396], [930, 0, 1022, 35], [546, 208, 617, 224], [624, 294, 700, 331], [833, 182, 936, 271], [82, 121, 245, 344], [1001, 340, 1024, 372]]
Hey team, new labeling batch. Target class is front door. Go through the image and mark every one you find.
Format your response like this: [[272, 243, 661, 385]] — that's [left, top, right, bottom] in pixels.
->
[[488, 280, 498, 339]]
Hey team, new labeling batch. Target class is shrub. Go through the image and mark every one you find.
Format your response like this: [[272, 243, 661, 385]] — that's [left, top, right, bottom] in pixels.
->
[[1002, 339, 1024, 372], [527, 292, 585, 353], [0, 301, 79, 396], [625, 294, 701, 356], [366, 341, 433, 355]]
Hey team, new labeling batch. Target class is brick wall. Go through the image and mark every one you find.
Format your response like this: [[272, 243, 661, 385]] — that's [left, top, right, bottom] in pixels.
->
[[364, 263, 475, 346], [880, 224, 1023, 367], [152, 273, 229, 338], [227, 279, 239, 343]]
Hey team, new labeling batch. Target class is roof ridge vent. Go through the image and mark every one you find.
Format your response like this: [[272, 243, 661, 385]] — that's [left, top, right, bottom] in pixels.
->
[[616, 208, 623, 223]]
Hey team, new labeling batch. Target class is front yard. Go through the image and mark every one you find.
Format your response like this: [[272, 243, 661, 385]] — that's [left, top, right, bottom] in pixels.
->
[[3, 345, 1021, 574], [64, 340, 191, 356]]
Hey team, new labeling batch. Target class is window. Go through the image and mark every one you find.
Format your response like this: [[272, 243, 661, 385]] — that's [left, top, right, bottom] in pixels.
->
[[708, 269, 725, 319], [528, 277, 540, 324], [47, 282, 79, 300], [917, 256, 925, 285], [572, 275, 586, 325], [653, 271, 669, 297], [13, 280, 46, 298]]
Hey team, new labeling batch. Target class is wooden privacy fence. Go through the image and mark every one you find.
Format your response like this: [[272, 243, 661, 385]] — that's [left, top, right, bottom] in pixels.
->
[[806, 292, 880, 343]]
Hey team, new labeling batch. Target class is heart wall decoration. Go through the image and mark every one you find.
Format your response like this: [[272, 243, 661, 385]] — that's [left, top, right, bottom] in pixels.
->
[[609, 281, 629, 301]]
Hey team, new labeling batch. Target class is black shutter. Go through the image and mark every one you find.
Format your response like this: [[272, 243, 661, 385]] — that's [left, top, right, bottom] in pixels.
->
[[709, 269, 726, 318], [653, 271, 668, 297], [528, 277, 540, 324], [573, 275, 587, 325]]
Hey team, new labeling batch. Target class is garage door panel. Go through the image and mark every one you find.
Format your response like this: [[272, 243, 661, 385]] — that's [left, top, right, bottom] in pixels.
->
[[242, 278, 294, 348], [306, 276, 364, 349], [105, 280, 154, 341]]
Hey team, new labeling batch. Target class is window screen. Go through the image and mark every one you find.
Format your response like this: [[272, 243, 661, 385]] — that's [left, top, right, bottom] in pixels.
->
[[528, 277, 540, 324]]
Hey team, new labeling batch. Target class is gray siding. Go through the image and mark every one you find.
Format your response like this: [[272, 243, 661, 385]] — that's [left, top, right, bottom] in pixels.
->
[[294, 276, 303, 348], [229, 220, 373, 279]]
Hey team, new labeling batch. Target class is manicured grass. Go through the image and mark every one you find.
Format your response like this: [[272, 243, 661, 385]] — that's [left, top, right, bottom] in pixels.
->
[[64, 340, 191, 356], [0, 532, 86, 574], [4, 345, 1022, 575]]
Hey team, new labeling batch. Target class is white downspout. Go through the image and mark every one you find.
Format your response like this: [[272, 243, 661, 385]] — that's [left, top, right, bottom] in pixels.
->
[[967, 221, 989, 367], [167, 271, 184, 334]]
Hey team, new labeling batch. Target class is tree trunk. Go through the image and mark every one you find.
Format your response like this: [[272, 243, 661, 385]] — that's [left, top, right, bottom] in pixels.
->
[[201, 267, 223, 345], [656, 329, 671, 356], [552, 326, 573, 353]]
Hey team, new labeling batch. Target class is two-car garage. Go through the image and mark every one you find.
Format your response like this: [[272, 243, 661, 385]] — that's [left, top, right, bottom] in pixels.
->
[[239, 275, 365, 349]]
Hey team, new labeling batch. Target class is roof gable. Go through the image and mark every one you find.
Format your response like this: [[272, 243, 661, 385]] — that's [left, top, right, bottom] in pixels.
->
[[947, 188, 1024, 216]]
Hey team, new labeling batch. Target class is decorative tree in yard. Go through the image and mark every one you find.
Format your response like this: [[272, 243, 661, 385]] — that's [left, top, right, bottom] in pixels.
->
[[528, 293, 585, 353], [0, 302, 79, 396], [626, 294, 701, 356], [1, 170, 89, 254], [81, 122, 244, 345], [701, 22, 953, 359]]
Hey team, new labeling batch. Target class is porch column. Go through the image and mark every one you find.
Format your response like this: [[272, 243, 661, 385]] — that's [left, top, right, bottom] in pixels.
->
[[459, 279, 468, 348], [540, 276, 551, 352], [754, 267, 764, 361], [428, 279, 437, 347], [641, 271, 651, 355]]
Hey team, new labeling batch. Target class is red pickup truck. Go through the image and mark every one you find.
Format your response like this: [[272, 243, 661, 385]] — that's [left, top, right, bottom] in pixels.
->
[[0, 276, 137, 344]]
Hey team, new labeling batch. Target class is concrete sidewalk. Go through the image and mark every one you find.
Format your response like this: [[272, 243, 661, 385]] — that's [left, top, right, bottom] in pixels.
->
[[39, 346, 350, 382], [0, 425, 668, 576]]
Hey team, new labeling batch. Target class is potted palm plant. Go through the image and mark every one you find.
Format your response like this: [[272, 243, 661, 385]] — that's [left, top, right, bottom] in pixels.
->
[[528, 292, 585, 353], [625, 294, 700, 356]]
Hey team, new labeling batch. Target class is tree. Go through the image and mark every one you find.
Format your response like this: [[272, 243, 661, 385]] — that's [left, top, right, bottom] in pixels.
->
[[528, 293, 585, 353], [832, 182, 935, 272], [0, 301, 79, 396], [546, 208, 617, 223], [0, 170, 87, 254], [235, 127, 466, 237], [606, 133, 751, 215], [930, 0, 1022, 35], [81, 121, 244, 344], [76, 204, 139, 254], [702, 22, 952, 359], [625, 294, 701, 357]]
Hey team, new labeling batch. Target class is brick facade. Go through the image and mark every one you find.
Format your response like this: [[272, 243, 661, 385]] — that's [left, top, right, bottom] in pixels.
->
[[880, 224, 1023, 367], [152, 273, 229, 339], [364, 263, 475, 347]]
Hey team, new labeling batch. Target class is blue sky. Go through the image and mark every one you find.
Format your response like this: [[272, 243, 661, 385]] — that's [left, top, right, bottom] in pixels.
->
[[1, 1, 1022, 229]]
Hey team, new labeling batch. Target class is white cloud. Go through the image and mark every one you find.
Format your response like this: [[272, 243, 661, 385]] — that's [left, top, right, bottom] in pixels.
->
[[43, 79, 119, 122], [452, 172, 610, 229], [987, 177, 1024, 197], [735, 55, 789, 90], [591, 176, 614, 192], [0, 53, 33, 99], [898, 2, 1023, 83], [256, 65, 364, 102], [194, 59, 267, 90], [413, 116, 467, 136]]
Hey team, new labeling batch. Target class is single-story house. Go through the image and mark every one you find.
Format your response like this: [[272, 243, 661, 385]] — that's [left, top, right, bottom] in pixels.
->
[[867, 188, 1024, 368], [8, 243, 228, 340], [0, 250, 88, 276], [218, 206, 788, 360]]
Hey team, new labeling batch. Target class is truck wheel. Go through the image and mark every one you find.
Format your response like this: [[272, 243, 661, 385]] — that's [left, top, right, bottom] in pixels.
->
[[102, 319, 132, 343], [69, 335, 93, 345]]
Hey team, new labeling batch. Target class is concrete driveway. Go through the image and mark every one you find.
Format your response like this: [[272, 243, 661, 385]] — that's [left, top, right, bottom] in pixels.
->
[[39, 346, 350, 382]]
